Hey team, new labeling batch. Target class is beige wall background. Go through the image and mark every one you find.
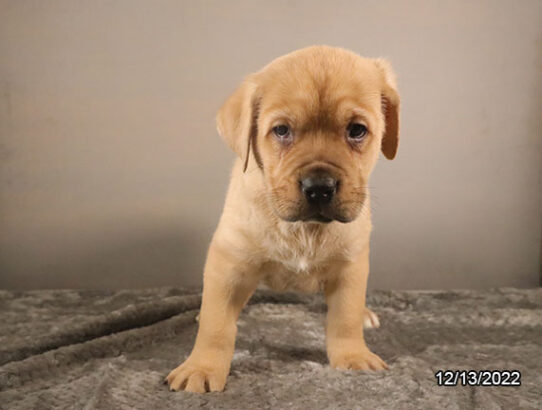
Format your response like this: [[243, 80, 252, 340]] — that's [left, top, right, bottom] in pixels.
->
[[1, 0, 541, 290]]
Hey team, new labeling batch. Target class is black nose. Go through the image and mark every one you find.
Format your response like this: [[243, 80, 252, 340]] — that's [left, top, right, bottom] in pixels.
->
[[300, 176, 337, 205]]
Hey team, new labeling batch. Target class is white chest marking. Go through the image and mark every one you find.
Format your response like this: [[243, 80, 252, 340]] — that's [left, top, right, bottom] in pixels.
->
[[297, 257, 309, 272]]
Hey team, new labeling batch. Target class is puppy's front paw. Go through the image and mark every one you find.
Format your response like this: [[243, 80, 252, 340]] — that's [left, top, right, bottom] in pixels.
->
[[165, 359, 229, 393], [330, 348, 388, 371]]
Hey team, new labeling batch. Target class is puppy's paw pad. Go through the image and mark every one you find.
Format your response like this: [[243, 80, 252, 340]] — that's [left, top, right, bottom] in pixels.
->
[[166, 363, 227, 393], [331, 350, 388, 371], [362, 308, 380, 329]]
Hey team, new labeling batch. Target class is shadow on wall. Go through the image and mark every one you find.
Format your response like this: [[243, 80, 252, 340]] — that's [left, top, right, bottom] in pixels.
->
[[532, 32, 542, 287], [0, 224, 211, 290]]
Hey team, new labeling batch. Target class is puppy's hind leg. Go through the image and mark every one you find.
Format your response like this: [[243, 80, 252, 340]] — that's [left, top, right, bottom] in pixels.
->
[[362, 307, 380, 329]]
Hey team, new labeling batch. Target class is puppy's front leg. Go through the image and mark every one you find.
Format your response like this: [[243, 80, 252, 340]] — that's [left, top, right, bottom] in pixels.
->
[[325, 247, 387, 371], [166, 241, 259, 393]]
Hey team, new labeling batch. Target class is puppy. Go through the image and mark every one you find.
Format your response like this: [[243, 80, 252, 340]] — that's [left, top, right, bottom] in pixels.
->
[[166, 45, 400, 393]]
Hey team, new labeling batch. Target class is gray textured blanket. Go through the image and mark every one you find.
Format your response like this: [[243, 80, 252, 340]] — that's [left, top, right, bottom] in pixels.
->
[[0, 288, 541, 409]]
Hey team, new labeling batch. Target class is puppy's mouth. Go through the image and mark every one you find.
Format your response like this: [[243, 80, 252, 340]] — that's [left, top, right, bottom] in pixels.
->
[[269, 175, 364, 224], [282, 205, 355, 224], [303, 213, 334, 223]]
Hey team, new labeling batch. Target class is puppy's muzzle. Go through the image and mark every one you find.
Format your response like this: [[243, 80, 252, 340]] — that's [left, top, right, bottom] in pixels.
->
[[300, 175, 337, 206]]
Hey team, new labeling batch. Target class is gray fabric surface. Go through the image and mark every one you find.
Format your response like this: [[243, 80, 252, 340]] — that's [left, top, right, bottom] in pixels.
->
[[0, 287, 540, 409]]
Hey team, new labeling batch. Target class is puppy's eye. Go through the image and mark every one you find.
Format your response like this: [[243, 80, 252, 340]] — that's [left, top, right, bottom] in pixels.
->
[[347, 123, 368, 140], [273, 125, 292, 143]]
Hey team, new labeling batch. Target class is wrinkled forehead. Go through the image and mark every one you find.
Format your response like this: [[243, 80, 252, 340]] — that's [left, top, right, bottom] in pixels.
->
[[257, 60, 383, 131]]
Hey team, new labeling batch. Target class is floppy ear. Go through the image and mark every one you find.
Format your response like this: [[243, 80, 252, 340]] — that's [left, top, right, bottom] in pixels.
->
[[374, 59, 400, 160], [216, 75, 260, 172]]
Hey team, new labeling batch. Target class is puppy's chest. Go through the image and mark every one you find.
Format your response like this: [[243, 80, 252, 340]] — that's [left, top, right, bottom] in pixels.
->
[[259, 226, 346, 292]]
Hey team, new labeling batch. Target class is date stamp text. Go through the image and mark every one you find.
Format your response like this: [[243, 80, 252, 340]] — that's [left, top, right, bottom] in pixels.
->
[[435, 370, 521, 387]]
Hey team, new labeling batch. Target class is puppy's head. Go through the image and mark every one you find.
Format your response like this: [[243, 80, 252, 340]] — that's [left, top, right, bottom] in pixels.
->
[[217, 46, 400, 223]]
